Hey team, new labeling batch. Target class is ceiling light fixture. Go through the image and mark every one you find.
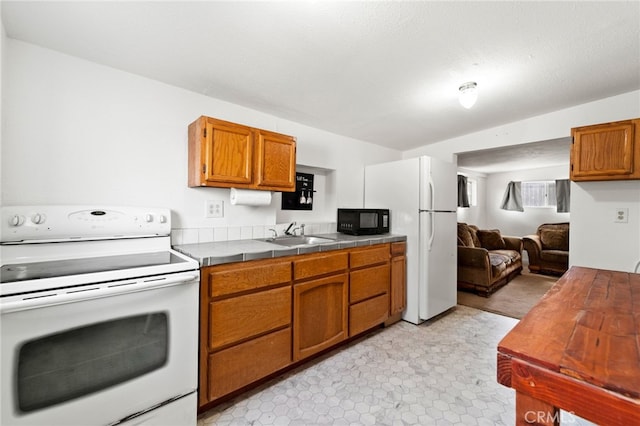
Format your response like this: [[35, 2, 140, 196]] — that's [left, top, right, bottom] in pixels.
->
[[458, 81, 478, 109]]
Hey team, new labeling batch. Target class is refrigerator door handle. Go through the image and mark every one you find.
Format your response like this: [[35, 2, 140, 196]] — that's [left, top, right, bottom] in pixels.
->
[[428, 176, 435, 213], [427, 211, 436, 252], [427, 178, 436, 251]]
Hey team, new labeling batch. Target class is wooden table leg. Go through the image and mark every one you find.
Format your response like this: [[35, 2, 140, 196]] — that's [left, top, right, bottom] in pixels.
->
[[515, 391, 560, 425]]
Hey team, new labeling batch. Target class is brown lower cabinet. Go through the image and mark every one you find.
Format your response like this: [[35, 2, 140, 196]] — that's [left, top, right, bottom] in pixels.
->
[[390, 242, 407, 316], [293, 273, 349, 361], [349, 246, 391, 336], [198, 241, 406, 411], [207, 327, 291, 401]]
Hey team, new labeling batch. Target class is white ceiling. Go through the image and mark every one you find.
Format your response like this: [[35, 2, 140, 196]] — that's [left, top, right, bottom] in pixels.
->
[[2, 1, 639, 156], [457, 137, 572, 174]]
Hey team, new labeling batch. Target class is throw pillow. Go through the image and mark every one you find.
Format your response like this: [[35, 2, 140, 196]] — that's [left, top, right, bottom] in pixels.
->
[[477, 229, 506, 250], [457, 223, 474, 247], [468, 226, 482, 247]]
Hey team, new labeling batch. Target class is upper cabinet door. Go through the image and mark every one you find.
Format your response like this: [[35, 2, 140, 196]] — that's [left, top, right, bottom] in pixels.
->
[[254, 130, 296, 191], [204, 119, 253, 185], [571, 118, 640, 181]]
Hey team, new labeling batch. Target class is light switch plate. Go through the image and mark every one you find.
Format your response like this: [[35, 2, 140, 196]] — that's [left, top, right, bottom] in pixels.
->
[[205, 200, 224, 218], [614, 207, 628, 223]]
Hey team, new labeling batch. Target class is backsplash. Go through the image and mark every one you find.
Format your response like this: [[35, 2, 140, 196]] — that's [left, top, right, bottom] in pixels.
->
[[171, 222, 337, 246]]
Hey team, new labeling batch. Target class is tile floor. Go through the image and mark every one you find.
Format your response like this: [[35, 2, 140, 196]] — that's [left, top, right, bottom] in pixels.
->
[[198, 306, 592, 425]]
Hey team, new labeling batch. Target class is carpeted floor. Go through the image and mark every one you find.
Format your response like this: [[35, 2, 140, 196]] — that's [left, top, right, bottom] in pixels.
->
[[457, 266, 559, 319]]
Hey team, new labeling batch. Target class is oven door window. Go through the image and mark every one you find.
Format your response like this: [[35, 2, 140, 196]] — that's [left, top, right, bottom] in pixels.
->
[[16, 313, 168, 413]]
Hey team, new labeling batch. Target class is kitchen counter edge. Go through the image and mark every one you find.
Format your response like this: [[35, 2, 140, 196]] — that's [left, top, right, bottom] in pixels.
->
[[173, 233, 407, 267]]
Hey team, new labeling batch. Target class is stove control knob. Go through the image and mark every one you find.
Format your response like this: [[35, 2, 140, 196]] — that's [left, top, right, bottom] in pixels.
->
[[158, 215, 167, 224], [31, 213, 46, 225], [9, 215, 25, 227], [145, 214, 153, 223]]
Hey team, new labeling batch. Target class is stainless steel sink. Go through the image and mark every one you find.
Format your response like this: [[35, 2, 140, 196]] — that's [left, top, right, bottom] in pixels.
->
[[262, 235, 336, 247]]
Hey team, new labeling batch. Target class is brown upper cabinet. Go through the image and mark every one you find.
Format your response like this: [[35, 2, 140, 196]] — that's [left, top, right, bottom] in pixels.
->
[[188, 116, 296, 191], [570, 118, 640, 181]]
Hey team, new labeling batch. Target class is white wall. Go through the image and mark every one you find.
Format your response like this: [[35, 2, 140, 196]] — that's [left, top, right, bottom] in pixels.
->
[[2, 39, 401, 243], [570, 181, 640, 273], [485, 165, 570, 237], [0, 10, 5, 196], [412, 91, 640, 272]]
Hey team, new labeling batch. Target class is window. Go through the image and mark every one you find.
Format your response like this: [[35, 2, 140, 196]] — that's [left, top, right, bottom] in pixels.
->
[[466, 178, 477, 206], [521, 181, 556, 208]]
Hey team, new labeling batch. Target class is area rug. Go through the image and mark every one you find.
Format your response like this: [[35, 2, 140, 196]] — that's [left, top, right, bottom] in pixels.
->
[[457, 270, 558, 319]]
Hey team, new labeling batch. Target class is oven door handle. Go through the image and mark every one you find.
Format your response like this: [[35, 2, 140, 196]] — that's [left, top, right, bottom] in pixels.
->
[[0, 272, 199, 314]]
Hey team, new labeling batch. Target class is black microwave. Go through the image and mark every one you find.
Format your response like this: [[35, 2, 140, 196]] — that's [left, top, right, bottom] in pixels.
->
[[337, 208, 390, 235]]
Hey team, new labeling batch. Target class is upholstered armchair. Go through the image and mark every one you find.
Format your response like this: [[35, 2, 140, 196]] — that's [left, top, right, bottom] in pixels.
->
[[523, 223, 569, 276]]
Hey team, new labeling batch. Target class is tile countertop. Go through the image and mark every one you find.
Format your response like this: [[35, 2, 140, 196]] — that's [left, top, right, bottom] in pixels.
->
[[173, 233, 407, 267]]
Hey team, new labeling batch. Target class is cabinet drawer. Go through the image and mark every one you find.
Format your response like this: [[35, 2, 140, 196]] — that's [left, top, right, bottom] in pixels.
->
[[350, 264, 390, 304], [293, 251, 348, 281], [349, 293, 389, 336], [208, 327, 291, 400], [350, 244, 390, 269], [209, 286, 291, 350], [207, 259, 291, 298], [391, 242, 406, 256]]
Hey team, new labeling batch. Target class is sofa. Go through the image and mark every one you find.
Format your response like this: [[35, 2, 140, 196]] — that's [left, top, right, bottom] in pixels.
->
[[457, 223, 523, 296], [522, 223, 569, 276]]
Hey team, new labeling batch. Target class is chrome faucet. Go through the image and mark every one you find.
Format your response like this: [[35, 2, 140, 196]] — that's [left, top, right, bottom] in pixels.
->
[[268, 228, 278, 239], [284, 221, 296, 235]]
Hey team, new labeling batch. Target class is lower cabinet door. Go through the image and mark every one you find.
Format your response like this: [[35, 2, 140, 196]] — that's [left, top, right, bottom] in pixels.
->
[[349, 293, 390, 336], [390, 254, 406, 315], [293, 273, 349, 361], [208, 327, 292, 401]]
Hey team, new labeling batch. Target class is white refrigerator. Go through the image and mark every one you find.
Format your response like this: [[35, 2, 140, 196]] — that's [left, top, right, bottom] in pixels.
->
[[364, 156, 457, 324]]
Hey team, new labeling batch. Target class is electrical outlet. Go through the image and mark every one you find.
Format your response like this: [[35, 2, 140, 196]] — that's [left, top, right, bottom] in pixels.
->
[[614, 207, 628, 223], [205, 200, 224, 218]]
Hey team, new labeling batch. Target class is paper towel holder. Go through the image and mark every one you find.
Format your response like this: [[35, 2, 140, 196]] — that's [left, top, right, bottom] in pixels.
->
[[230, 188, 273, 206]]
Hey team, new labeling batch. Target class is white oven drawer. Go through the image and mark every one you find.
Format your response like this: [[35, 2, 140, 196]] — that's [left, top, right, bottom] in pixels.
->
[[0, 275, 199, 426]]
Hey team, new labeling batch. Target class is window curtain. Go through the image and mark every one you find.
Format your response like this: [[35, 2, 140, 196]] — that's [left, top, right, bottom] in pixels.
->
[[556, 179, 571, 213], [457, 175, 470, 208], [500, 181, 523, 212]]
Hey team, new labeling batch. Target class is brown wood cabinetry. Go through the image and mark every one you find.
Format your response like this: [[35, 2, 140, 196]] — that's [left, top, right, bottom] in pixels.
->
[[293, 273, 349, 361], [188, 116, 296, 191], [348, 245, 390, 336], [199, 258, 292, 407], [198, 241, 404, 411], [390, 242, 407, 317], [570, 118, 640, 181], [293, 251, 349, 361]]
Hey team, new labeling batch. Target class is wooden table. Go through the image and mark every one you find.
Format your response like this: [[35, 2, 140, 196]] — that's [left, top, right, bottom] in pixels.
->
[[497, 266, 640, 425]]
